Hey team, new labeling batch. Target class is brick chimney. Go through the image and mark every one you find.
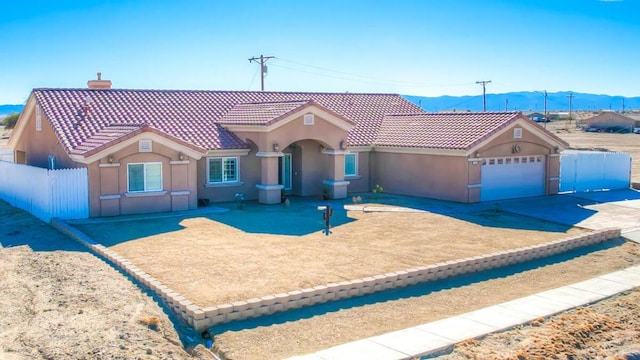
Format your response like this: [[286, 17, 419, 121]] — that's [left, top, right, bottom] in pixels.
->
[[87, 72, 112, 89]]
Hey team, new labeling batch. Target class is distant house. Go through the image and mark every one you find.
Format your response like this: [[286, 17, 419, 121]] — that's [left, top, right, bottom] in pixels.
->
[[582, 111, 640, 132], [8, 74, 568, 217], [524, 112, 545, 122]]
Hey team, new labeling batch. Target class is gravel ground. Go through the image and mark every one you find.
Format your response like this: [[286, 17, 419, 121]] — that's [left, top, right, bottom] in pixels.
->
[[74, 204, 586, 307], [0, 200, 209, 360], [439, 288, 640, 359], [211, 240, 640, 359]]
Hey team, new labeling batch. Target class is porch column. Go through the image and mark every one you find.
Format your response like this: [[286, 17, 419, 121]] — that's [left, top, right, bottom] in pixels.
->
[[547, 153, 561, 195], [256, 151, 283, 204], [322, 149, 350, 199]]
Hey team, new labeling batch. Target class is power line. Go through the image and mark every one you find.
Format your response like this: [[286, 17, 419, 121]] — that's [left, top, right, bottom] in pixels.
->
[[567, 92, 574, 119], [567, 92, 575, 130], [247, 65, 260, 91], [274, 58, 476, 89], [248, 55, 275, 91], [476, 80, 492, 111]]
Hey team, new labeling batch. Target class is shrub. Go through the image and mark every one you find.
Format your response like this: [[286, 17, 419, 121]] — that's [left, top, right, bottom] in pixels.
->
[[2, 113, 19, 129]]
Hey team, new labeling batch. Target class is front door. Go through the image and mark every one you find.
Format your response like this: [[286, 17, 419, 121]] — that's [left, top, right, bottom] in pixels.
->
[[279, 153, 292, 191]]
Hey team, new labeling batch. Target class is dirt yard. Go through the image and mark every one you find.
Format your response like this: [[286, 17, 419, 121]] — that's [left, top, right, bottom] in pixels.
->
[[210, 241, 640, 359], [440, 288, 640, 359], [69, 197, 640, 360], [0, 201, 206, 360], [74, 202, 587, 307]]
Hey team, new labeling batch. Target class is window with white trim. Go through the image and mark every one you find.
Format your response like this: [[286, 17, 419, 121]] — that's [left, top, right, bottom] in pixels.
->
[[127, 162, 162, 192], [344, 152, 358, 177], [139, 139, 152, 152], [303, 114, 314, 125], [36, 105, 42, 131], [207, 157, 238, 183], [514, 127, 522, 139]]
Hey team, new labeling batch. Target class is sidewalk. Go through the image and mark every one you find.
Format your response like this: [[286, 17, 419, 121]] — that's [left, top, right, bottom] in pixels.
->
[[289, 265, 640, 360]]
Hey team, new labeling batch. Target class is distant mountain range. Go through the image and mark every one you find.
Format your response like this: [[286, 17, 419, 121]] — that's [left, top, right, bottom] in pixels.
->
[[2, 91, 639, 117], [403, 91, 640, 113], [0, 104, 23, 118]]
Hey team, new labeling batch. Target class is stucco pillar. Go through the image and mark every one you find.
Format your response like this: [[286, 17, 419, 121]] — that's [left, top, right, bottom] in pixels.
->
[[98, 162, 121, 216], [547, 153, 561, 195], [466, 157, 482, 203], [322, 149, 350, 199], [256, 151, 283, 204], [169, 159, 193, 211]]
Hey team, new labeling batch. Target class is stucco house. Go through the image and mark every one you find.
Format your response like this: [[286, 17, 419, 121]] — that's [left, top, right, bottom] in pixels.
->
[[583, 111, 640, 133], [8, 75, 569, 217]]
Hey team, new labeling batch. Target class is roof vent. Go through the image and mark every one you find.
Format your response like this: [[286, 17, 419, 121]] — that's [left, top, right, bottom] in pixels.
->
[[87, 72, 112, 89]]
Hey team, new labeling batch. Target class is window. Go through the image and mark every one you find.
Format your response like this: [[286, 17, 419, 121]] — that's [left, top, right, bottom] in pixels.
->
[[514, 128, 523, 139], [208, 157, 238, 183], [36, 105, 42, 131], [303, 114, 314, 125], [128, 162, 162, 192], [344, 152, 358, 176], [139, 139, 152, 152]]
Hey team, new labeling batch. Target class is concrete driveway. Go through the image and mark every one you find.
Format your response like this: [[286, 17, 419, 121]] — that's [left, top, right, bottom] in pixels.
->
[[492, 189, 640, 241]]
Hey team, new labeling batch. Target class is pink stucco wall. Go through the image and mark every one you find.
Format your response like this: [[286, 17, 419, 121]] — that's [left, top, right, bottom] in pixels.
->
[[373, 152, 471, 202], [12, 106, 77, 169], [371, 122, 563, 203], [344, 151, 371, 193], [88, 141, 198, 217], [196, 148, 261, 203]]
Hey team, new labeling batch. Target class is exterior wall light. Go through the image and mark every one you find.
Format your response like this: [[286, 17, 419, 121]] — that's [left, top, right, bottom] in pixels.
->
[[273, 143, 280, 152], [178, 152, 185, 161], [107, 155, 114, 164]]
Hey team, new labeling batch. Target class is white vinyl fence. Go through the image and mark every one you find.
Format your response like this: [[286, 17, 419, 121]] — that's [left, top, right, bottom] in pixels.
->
[[0, 150, 13, 162], [0, 161, 89, 221], [560, 150, 631, 193]]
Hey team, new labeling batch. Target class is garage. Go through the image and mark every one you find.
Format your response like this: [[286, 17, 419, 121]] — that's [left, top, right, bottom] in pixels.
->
[[480, 155, 546, 201]]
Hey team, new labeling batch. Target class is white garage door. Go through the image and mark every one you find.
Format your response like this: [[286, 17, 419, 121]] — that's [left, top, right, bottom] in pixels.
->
[[481, 156, 545, 201]]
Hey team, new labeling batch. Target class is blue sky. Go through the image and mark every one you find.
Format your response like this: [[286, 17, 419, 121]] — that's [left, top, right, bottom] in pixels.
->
[[1, 0, 638, 104]]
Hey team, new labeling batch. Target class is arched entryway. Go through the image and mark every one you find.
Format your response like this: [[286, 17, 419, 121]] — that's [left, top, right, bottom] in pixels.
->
[[278, 139, 349, 198], [219, 100, 354, 204]]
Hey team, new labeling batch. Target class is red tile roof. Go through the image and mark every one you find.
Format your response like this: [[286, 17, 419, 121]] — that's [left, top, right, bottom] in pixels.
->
[[217, 99, 354, 127], [376, 112, 525, 150], [33, 89, 422, 156], [218, 100, 312, 126]]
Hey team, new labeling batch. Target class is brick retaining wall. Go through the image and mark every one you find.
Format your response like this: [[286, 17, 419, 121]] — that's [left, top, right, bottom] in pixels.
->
[[51, 218, 621, 331]]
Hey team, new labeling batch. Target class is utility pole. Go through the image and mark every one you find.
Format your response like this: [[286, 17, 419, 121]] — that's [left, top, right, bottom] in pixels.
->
[[540, 90, 548, 129], [622, 98, 625, 113], [505, 98, 509, 111], [476, 80, 492, 111], [567, 92, 574, 129], [248, 54, 275, 91]]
